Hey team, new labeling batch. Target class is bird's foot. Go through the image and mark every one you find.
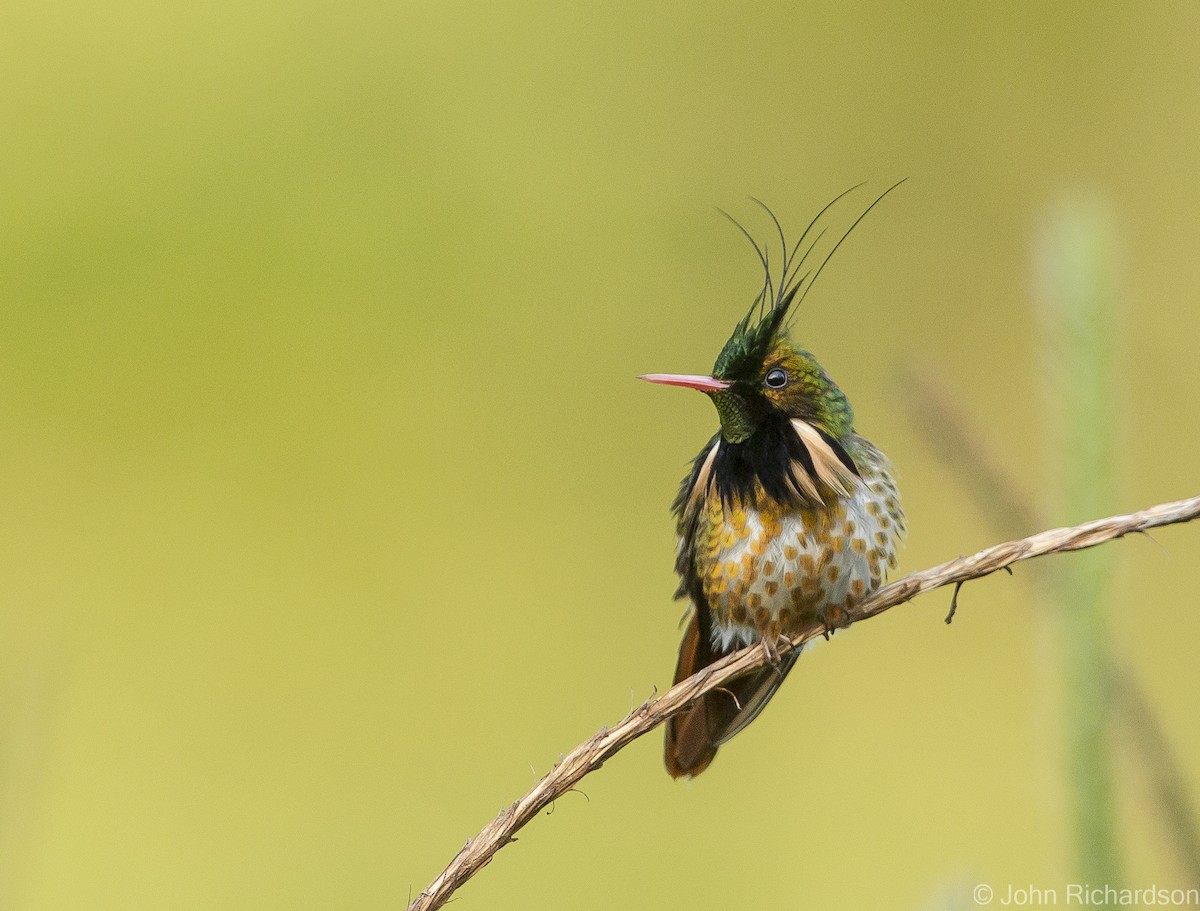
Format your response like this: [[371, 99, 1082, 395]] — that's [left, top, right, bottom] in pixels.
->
[[816, 603, 852, 640], [759, 632, 790, 674]]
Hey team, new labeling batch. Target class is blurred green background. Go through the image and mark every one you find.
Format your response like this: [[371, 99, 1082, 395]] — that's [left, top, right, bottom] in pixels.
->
[[2, 2, 1198, 908]]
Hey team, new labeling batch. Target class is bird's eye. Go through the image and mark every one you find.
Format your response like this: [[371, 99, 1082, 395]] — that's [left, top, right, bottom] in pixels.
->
[[764, 367, 788, 389]]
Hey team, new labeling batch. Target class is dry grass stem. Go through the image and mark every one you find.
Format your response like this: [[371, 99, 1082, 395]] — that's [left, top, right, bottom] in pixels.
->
[[408, 494, 1200, 911]]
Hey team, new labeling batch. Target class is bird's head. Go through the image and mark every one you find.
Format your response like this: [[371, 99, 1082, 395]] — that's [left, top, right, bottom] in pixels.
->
[[640, 283, 853, 445], [639, 183, 904, 445], [641, 186, 903, 508]]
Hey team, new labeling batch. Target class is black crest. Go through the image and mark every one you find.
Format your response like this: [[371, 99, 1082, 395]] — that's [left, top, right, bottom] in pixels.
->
[[711, 180, 907, 382]]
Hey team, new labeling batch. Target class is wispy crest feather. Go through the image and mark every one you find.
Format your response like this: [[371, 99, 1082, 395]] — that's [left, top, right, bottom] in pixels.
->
[[712, 180, 907, 381]]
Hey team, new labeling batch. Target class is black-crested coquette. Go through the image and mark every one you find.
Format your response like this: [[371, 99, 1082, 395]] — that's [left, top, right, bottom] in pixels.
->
[[641, 185, 905, 778]]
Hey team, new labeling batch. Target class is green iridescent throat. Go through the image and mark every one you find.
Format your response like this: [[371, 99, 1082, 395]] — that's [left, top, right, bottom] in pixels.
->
[[712, 390, 756, 444]]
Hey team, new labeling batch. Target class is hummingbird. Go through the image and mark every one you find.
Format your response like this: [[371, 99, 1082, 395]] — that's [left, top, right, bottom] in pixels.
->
[[641, 188, 905, 778]]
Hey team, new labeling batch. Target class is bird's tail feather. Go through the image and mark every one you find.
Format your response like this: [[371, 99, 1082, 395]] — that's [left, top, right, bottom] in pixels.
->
[[664, 613, 800, 778]]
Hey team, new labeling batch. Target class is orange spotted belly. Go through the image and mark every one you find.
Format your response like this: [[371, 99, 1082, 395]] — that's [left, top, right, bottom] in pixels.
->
[[693, 475, 902, 650]]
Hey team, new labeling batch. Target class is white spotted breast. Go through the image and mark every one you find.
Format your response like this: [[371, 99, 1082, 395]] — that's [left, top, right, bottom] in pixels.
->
[[688, 436, 903, 651]]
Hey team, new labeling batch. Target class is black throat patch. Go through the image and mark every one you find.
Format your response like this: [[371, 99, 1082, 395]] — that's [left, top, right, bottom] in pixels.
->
[[710, 414, 859, 509]]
